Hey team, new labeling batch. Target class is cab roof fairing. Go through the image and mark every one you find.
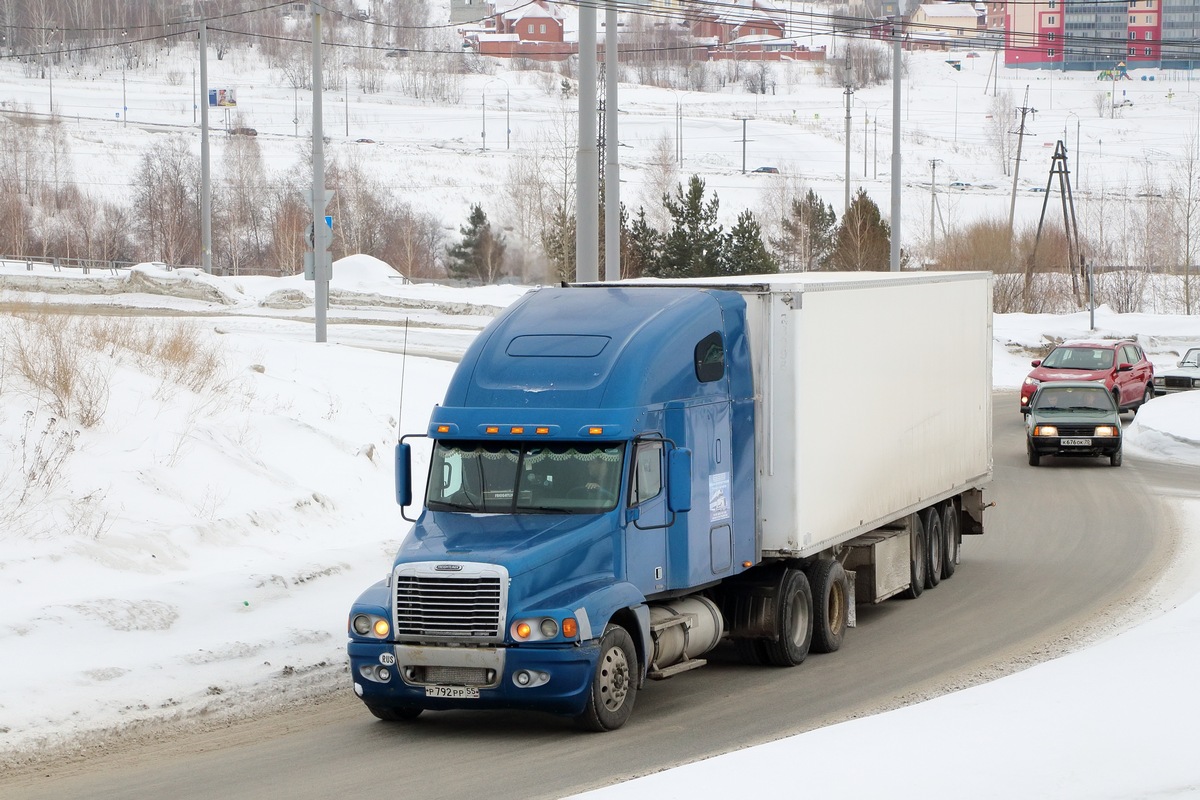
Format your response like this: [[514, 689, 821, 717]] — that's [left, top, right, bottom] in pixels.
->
[[439, 286, 741, 414]]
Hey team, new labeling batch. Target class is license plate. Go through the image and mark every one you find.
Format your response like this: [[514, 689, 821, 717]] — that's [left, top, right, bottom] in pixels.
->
[[425, 685, 480, 699], [1061, 438, 1092, 446]]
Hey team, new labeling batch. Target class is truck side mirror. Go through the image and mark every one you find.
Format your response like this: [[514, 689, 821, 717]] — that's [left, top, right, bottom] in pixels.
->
[[667, 448, 692, 513], [395, 442, 413, 507]]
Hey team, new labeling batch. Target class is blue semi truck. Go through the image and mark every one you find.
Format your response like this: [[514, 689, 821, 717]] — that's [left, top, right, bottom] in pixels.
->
[[347, 272, 993, 731]]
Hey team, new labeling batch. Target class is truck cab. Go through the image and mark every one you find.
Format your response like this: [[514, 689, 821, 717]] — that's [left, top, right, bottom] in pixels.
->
[[348, 285, 754, 729]]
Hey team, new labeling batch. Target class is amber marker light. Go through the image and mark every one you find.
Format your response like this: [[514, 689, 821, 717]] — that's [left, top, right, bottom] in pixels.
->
[[436, 425, 450, 433], [588, 426, 603, 435], [373, 618, 390, 637], [485, 426, 500, 434], [743, 561, 753, 568], [515, 622, 532, 639], [562, 618, 578, 638], [510, 426, 525, 434], [535, 427, 550, 435]]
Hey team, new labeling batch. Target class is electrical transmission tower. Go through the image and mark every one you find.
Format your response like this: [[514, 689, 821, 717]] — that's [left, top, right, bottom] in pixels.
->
[[1028, 141, 1085, 306]]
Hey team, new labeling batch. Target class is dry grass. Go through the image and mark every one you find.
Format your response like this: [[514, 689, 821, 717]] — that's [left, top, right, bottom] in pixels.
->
[[1, 304, 226, 428]]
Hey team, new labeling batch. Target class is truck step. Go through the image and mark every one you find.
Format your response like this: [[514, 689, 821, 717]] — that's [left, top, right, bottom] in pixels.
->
[[648, 658, 707, 680]]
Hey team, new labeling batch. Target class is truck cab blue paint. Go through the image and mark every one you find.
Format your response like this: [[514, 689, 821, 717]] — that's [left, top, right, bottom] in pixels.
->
[[350, 285, 757, 719]]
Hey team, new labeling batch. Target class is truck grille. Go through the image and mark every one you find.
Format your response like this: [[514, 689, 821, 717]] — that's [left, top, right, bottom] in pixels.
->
[[393, 572, 504, 640]]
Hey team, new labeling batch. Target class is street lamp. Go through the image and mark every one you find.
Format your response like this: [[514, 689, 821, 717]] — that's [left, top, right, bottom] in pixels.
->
[[485, 78, 510, 150]]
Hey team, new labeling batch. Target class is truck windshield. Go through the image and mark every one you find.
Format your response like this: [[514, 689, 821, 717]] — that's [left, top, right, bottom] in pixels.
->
[[425, 441, 625, 514]]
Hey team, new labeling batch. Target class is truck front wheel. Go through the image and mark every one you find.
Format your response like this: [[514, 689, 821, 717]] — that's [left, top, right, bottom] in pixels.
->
[[366, 703, 423, 722], [576, 624, 638, 732]]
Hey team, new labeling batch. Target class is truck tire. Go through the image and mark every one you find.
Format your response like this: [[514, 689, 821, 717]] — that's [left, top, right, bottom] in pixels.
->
[[807, 559, 849, 654], [575, 624, 638, 732], [941, 499, 959, 579], [733, 637, 768, 665], [760, 568, 813, 667], [366, 704, 423, 722], [923, 507, 943, 589], [903, 513, 926, 599]]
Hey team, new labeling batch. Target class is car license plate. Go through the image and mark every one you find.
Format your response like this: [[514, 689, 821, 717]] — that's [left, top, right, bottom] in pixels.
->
[[425, 685, 480, 699], [1061, 438, 1092, 446]]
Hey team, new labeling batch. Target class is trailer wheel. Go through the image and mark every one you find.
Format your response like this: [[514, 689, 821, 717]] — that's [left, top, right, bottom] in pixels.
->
[[760, 568, 814, 667], [903, 513, 926, 599], [807, 559, 849, 653], [940, 500, 959, 579], [575, 624, 638, 732], [923, 507, 943, 589], [366, 704, 423, 722]]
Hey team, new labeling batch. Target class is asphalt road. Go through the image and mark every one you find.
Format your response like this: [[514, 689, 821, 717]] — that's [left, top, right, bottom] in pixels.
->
[[3, 392, 1195, 800]]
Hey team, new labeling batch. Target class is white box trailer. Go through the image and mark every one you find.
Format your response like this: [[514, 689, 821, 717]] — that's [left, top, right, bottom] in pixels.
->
[[631, 271, 994, 600]]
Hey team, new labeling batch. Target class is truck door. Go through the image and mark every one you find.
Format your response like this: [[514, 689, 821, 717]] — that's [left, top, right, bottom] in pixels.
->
[[665, 400, 735, 590], [625, 439, 669, 595]]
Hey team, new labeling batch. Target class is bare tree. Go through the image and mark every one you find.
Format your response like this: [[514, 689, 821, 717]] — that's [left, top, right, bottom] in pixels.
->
[[989, 90, 1015, 177], [131, 138, 201, 265], [1169, 133, 1200, 314]]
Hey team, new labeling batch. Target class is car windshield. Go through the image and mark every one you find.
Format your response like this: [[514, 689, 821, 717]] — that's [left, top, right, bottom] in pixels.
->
[[1041, 347, 1114, 370], [1181, 349, 1200, 367], [1033, 386, 1114, 413], [425, 440, 625, 514]]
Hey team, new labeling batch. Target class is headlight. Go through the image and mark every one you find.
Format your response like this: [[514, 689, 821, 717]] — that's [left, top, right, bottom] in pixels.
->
[[350, 613, 390, 638], [511, 616, 577, 642], [1024, 377, 1041, 387], [1034, 425, 1058, 436], [1094, 426, 1118, 437], [1153, 377, 1165, 386], [1193, 378, 1200, 388]]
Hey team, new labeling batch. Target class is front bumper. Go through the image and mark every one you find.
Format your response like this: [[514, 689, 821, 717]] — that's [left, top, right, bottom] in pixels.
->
[[349, 640, 599, 717], [1028, 435, 1121, 459]]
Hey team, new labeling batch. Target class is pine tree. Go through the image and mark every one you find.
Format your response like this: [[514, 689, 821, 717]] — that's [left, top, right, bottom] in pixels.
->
[[624, 206, 661, 279], [773, 189, 836, 272], [653, 175, 723, 278], [446, 204, 507, 283], [722, 210, 778, 275], [828, 188, 891, 271]]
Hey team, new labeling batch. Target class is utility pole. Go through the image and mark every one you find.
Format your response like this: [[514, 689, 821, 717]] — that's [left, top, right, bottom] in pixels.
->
[[863, 109, 868, 177], [604, 0, 620, 282], [740, 117, 749, 174], [889, 15, 902, 272], [198, 12, 212, 274], [844, 77, 853, 213], [1008, 86, 1036, 236], [576, 0, 599, 283], [929, 159, 941, 248]]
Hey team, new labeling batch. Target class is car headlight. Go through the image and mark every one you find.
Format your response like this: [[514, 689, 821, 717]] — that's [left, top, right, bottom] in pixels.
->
[[1024, 377, 1041, 387], [1033, 425, 1058, 436], [1153, 377, 1165, 386], [1094, 426, 1118, 437], [1193, 378, 1200, 388]]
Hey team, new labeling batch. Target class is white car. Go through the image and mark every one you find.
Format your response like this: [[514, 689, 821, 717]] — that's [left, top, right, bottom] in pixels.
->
[[1153, 347, 1200, 394]]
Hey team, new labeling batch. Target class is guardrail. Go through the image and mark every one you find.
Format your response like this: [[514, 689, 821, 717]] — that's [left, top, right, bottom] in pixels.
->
[[0, 255, 202, 275]]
